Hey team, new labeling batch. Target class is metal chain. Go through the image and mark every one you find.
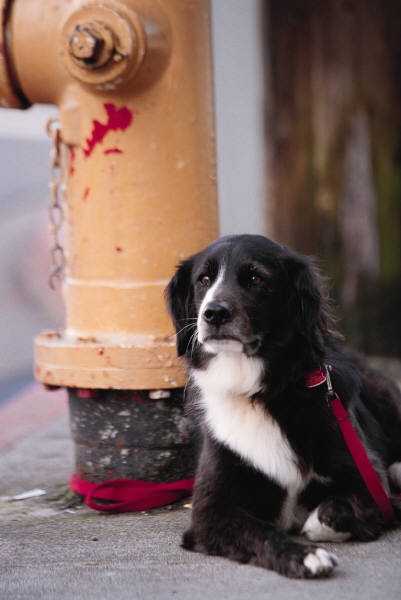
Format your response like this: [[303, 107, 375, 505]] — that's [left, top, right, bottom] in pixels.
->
[[46, 117, 66, 290]]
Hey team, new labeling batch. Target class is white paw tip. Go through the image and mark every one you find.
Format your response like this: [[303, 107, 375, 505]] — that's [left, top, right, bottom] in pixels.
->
[[304, 548, 339, 577]]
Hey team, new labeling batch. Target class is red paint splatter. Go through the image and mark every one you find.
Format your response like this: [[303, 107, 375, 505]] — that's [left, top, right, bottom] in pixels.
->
[[131, 393, 145, 404], [76, 389, 98, 399], [83, 187, 90, 201], [69, 147, 76, 176], [83, 103, 133, 158], [104, 147, 123, 155]]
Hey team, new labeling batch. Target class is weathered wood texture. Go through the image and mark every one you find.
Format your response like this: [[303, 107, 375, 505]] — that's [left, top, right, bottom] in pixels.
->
[[264, 0, 401, 355]]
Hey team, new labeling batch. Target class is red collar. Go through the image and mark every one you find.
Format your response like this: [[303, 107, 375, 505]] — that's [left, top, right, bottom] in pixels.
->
[[306, 366, 395, 523], [305, 367, 327, 388]]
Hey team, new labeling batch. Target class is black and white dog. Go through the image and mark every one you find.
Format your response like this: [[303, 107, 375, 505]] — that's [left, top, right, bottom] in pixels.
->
[[166, 234, 401, 579]]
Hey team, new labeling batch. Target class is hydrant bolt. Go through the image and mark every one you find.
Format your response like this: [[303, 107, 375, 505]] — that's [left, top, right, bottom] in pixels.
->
[[60, 4, 150, 89], [68, 22, 115, 69]]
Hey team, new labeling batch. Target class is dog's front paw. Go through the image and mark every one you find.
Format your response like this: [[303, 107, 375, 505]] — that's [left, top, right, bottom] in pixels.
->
[[264, 540, 338, 579], [303, 548, 339, 578]]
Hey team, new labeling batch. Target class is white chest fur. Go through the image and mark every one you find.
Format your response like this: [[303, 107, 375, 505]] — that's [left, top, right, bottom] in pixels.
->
[[193, 351, 305, 495]]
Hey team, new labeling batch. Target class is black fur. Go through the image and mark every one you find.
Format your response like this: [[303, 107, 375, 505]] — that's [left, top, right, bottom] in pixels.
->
[[166, 234, 401, 578]]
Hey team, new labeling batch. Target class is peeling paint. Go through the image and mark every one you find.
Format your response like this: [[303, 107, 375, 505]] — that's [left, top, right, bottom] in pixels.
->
[[149, 390, 171, 400], [104, 147, 123, 155], [68, 388, 196, 481], [76, 389, 98, 399], [83, 103, 133, 158], [40, 330, 61, 340], [118, 410, 131, 417], [69, 147, 76, 176], [100, 425, 119, 440]]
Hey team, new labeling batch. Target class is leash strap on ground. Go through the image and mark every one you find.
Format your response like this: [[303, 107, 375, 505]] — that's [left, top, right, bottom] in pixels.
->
[[69, 474, 195, 512]]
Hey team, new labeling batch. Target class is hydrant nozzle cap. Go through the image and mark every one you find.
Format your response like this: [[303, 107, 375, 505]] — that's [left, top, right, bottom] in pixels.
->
[[68, 22, 116, 69], [62, 4, 146, 90]]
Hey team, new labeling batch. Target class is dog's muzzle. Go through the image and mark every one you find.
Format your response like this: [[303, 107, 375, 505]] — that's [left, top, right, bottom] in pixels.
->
[[199, 301, 262, 356]]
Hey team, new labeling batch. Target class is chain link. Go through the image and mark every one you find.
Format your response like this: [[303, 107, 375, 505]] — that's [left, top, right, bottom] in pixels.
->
[[46, 117, 66, 290]]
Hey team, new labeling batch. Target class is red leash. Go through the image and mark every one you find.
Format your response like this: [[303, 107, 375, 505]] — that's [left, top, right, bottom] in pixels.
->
[[70, 474, 194, 513], [306, 366, 395, 523]]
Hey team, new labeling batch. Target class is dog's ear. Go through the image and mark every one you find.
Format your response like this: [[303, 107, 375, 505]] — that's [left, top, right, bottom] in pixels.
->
[[165, 259, 195, 356], [284, 253, 330, 348]]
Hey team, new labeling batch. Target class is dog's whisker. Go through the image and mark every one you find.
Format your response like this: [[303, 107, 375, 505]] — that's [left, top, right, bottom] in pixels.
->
[[175, 322, 196, 337], [187, 330, 199, 359]]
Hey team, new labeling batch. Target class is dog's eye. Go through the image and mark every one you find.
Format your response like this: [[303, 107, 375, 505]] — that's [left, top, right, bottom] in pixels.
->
[[250, 274, 263, 286], [199, 275, 211, 287]]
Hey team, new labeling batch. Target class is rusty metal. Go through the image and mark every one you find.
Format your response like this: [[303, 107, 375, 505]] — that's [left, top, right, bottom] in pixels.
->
[[68, 23, 116, 68], [69, 388, 196, 483], [1, 0, 218, 390]]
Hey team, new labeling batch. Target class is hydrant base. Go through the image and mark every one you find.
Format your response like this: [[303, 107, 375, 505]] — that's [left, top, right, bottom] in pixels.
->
[[68, 387, 197, 483]]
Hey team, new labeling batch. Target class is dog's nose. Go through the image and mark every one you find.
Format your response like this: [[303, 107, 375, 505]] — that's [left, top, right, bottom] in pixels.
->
[[203, 301, 233, 327]]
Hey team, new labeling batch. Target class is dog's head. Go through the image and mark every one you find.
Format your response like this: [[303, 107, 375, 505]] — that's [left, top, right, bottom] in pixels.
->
[[166, 235, 332, 366]]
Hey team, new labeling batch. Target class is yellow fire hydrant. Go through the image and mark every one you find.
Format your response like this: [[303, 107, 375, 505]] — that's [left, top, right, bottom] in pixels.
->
[[0, 0, 218, 484]]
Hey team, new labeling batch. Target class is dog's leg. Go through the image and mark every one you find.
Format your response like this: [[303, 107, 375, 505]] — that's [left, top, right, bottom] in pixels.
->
[[185, 438, 338, 578], [184, 496, 338, 578]]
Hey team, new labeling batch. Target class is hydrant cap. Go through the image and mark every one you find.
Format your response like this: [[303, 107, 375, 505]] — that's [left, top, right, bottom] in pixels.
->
[[61, 3, 147, 90]]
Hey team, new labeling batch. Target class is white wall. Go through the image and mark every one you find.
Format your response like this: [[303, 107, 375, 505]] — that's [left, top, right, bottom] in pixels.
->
[[211, 0, 266, 235]]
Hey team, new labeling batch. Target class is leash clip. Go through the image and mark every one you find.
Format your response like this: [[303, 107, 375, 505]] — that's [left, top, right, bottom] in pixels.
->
[[324, 364, 337, 403]]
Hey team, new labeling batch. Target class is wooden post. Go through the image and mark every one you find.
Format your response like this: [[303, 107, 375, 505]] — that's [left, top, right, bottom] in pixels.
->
[[264, 0, 401, 355]]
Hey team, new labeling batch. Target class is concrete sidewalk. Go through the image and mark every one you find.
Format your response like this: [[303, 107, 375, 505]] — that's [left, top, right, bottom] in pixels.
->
[[1, 387, 401, 600]]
